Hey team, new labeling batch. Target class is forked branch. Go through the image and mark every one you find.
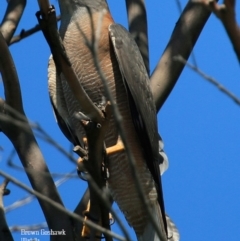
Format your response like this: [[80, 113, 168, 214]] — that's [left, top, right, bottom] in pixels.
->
[[174, 55, 240, 105], [0, 29, 75, 240], [194, 0, 240, 62], [150, 1, 218, 112], [125, 0, 149, 74], [0, 0, 26, 44]]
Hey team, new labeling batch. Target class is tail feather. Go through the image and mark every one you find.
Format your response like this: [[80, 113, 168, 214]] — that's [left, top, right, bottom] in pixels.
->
[[137, 210, 180, 241], [166, 214, 180, 241], [137, 139, 179, 241], [158, 137, 169, 175], [137, 202, 167, 241]]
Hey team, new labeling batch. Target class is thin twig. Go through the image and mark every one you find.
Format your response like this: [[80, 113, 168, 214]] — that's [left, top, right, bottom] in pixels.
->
[[10, 15, 61, 45], [10, 222, 48, 232], [0, 102, 77, 164], [0, 179, 13, 241], [0, 113, 77, 164], [150, 1, 216, 112], [0, 170, 126, 241], [0, 29, 75, 240], [34, 124, 77, 164], [174, 0, 198, 67], [174, 55, 240, 105], [5, 169, 77, 213], [193, 0, 240, 62]]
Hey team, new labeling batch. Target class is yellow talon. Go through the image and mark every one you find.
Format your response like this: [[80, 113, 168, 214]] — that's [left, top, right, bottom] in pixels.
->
[[83, 137, 88, 146], [106, 140, 124, 156], [81, 201, 91, 238]]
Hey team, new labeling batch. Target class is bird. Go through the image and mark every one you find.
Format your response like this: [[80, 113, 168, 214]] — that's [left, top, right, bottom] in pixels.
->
[[48, 0, 176, 240]]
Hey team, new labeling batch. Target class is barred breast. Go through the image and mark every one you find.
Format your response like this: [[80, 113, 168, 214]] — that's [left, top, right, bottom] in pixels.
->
[[48, 9, 158, 236]]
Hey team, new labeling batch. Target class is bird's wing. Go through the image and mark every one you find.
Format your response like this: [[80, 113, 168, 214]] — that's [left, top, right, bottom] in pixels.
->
[[109, 23, 167, 231], [48, 55, 83, 147], [50, 97, 81, 146]]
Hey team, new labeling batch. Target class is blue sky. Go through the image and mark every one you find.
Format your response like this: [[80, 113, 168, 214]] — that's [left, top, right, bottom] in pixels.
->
[[1, 0, 240, 241]]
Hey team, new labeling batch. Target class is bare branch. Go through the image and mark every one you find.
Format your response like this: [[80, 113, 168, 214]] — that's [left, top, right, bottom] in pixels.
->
[[10, 15, 61, 45], [175, 0, 183, 12], [150, 1, 217, 112], [5, 170, 77, 213], [0, 103, 77, 164], [0, 0, 26, 44], [0, 180, 13, 241], [84, 175, 131, 241], [174, 55, 240, 105], [174, 0, 198, 67], [0, 30, 75, 240], [194, 0, 240, 62], [5, 194, 35, 213], [0, 33, 23, 111], [10, 223, 47, 232], [34, 124, 77, 164], [37, 0, 51, 15], [36, 5, 114, 239], [0, 170, 127, 241], [125, 0, 149, 74]]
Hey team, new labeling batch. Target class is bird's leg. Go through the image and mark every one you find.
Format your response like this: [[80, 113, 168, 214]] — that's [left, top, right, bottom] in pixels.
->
[[81, 200, 102, 239], [81, 200, 113, 239], [74, 137, 88, 180], [106, 139, 124, 156], [78, 137, 119, 239], [77, 137, 124, 168], [81, 200, 91, 238]]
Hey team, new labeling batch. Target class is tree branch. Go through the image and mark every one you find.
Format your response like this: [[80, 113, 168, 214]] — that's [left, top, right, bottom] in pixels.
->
[[194, 0, 240, 62], [37, 0, 51, 15], [0, 0, 26, 44], [174, 55, 240, 105], [5, 170, 77, 213], [125, 0, 149, 75], [36, 4, 113, 239], [0, 180, 13, 241], [174, 0, 198, 67], [10, 15, 61, 45], [0, 170, 126, 241], [150, 1, 217, 112], [10, 222, 47, 232], [0, 30, 75, 240]]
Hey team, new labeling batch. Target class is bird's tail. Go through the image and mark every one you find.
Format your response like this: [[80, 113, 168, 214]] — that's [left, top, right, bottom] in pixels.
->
[[166, 214, 180, 241], [137, 201, 167, 241], [137, 204, 180, 241]]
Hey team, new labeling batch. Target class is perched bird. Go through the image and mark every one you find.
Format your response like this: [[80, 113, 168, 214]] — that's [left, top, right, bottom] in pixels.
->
[[48, 0, 176, 240]]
